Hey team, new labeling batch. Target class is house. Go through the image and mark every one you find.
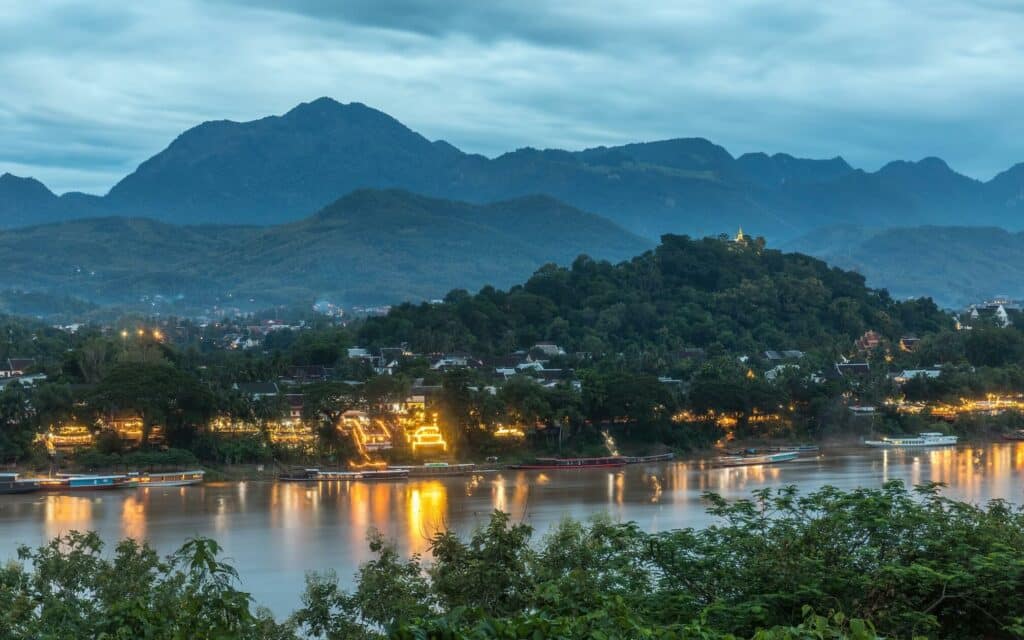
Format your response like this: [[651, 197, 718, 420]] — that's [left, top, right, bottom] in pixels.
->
[[430, 352, 483, 371], [380, 346, 412, 361], [404, 379, 443, 411], [516, 361, 545, 373], [0, 357, 35, 378], [968, 303, 1012, 328], [285, 394, 304, 420], [104, 410, 162, 444], [347, 347, 373, 359], [855, 331, 882, 352], [898, 336, 921, 353], [530, 343, 566, 358], [283, 365, 333, 384], [765, 364, 799, 381], [834, 362, 871, 378], [431, 354, 470, 371], [764, 350, 805, 361], [0, 373, 46, 390], [535, 368, 574, 383], [892, 369, 942, 385], [233, 382, 280, 399]]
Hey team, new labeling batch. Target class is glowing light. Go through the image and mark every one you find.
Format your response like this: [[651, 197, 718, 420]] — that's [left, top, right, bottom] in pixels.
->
[[411, 422, 447, 454], [493, 424, 526, 439]]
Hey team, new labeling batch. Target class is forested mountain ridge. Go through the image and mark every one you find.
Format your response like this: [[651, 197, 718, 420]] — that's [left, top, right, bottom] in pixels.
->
[[0, 189, 649, 309], [3, 98, 1023, 240], [789, 225, 1024, 308], [358, 234, 950, 358]]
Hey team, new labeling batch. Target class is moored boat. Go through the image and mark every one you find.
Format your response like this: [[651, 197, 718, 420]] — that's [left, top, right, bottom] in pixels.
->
[[392, 462, 477, 477], [277, 467, 409, 482], [128, 470, 205, 487], [1002, 429, 1024, 441], [318, 469, 409, 481], [510, 456, 627, 470], [0, 473, 40, 494], [864, 432, 958, 448], [623, 452, 676, 464], [713, 451, 800, 468], [38, 474, 131, 491]]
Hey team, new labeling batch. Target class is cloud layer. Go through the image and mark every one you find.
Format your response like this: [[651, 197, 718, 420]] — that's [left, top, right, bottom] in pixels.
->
[[2, 0, 1023, 194]]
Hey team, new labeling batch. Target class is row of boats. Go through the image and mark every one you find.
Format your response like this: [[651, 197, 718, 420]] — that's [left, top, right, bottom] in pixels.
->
[[0, 433, 990, 492], [0, 470, 205, 495], [508, 452, 676, 470], [277, 454, 677, 480]]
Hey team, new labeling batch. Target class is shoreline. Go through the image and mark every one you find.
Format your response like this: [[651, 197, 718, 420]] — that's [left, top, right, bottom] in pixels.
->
[[4, 435, 1015, 484]]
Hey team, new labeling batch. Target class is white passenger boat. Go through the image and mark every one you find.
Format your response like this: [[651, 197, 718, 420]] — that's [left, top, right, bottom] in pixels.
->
[[864, 432, 958, 448]]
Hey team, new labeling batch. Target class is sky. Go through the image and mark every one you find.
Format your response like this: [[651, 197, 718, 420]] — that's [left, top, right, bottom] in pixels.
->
[[2, 0, 1023, 195]]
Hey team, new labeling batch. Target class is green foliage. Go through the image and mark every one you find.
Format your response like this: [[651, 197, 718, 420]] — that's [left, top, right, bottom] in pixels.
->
[[4, 484, 1024, 639], [301, 482, 1024, 640], [0, 190, 648, 309], [361, 235, 949, 360], [0, 531, 289, 639]]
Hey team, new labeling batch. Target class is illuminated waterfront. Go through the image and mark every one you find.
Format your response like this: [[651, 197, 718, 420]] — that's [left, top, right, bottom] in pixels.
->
[[3, 442, 1024, 615]]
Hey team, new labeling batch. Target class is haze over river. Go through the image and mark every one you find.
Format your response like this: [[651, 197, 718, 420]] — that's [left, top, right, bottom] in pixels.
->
[[3, 443, 1024, 615]]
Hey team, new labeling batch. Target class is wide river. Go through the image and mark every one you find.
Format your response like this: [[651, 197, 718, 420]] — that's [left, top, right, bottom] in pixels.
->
[[3, 443, 1024, 616]]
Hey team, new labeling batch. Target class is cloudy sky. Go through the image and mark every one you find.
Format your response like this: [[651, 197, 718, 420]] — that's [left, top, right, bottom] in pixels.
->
[[2, 0, 1023, 194]]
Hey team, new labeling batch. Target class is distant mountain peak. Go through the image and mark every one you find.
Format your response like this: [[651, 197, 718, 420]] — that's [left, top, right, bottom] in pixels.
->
[[3, 99, 1024, 239], [0, 172, 56, 198]]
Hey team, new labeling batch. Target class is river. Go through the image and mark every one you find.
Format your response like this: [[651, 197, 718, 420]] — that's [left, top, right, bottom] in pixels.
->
[[2, 443, 1024, 616]]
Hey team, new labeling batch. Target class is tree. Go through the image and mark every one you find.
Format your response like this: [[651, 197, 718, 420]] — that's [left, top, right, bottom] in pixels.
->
[[92, 362, 211, 447]]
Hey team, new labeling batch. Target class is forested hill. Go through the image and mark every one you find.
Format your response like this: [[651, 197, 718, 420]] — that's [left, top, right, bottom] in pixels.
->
[[359, 234, 951, 357], [0, 189, 649, 309]]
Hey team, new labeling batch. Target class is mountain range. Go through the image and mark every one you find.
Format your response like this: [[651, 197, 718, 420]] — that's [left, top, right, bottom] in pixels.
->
[[3, 97, 1023, 241], [789, 225, 1024, 308], [0, 189, 649, 309]]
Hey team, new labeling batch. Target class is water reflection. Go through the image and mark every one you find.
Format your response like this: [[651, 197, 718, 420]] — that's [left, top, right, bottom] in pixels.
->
[[5, 443, 1024, 615]]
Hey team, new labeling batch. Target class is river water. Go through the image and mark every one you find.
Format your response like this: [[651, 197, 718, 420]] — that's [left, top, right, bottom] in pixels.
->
[[2, 443, 1024, 616]]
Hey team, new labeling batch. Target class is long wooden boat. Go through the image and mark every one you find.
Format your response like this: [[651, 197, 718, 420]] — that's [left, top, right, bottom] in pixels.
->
[[623, 453, 675, 464], [713, 451, 800, 468], [37, 474, 131, 491], [128, 470, 205, 487], [0, 473, 40, 495], [1002, 429, 1024, 441], [392, 462, 477, 477], [277, 467, 409, 482], [510, 456, 627, 470]]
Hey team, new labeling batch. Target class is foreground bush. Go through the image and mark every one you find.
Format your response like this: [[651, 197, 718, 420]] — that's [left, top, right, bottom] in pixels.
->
[[2, 481, 1023, 639], [298, 481, 1024, 639]]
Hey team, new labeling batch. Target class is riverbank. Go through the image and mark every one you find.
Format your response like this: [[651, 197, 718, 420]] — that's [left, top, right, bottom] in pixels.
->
[[3, 432, 1015, 488]]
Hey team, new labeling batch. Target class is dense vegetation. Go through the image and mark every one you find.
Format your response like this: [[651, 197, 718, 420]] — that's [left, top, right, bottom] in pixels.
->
[[0, 189, 647, 309], [3, 482, 1023, 639], [360, 233, 950, 356], [3, 234, 1024, 467]]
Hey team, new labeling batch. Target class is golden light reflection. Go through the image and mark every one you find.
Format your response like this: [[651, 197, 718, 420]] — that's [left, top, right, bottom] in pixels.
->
[[121, 495, 147, 540], [406, 481, 448, 553], [43, 496, 94, 540]]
